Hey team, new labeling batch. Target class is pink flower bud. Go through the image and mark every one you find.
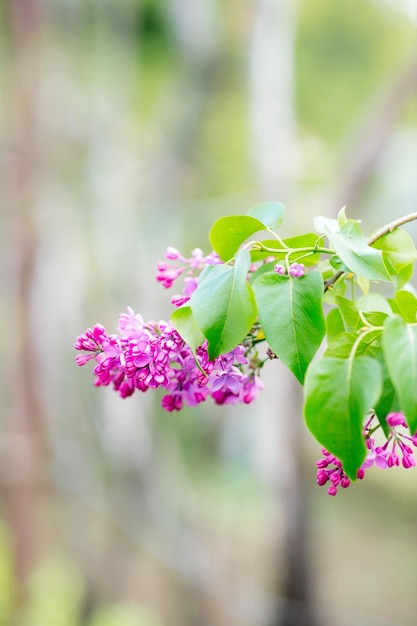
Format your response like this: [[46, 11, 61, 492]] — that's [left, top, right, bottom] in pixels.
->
[[289, 262, 305, 277], [165, 246, 181, 260], [328, 485, 338, 496], [387, 453, 400, 467], [330, 471, 340, 485], [402, 454, 416, 469], [75, 353, 95, 366], [386, 412, 407, 428], [316, 470, 329, 486]]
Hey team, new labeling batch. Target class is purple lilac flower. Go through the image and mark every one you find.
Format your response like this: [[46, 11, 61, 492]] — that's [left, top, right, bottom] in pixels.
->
[[273, 262, 305, 277], [289, 262, 305, 277], [156, 246, 222, 307], [75, 309, 263, 411], [315, 449, 354, 496], [316, 411, 417, 496]]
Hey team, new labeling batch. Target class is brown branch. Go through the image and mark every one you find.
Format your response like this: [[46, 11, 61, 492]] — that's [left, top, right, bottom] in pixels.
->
[[367, 212, 417, 246]]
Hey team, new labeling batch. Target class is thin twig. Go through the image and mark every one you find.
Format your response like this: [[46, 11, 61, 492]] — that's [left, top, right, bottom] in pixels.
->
[[367, 212, 417, 246]]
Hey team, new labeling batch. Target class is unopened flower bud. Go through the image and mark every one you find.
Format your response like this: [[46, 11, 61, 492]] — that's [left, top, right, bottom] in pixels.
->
[[386, 412, 407, 428], [402, 454, 416, 469]]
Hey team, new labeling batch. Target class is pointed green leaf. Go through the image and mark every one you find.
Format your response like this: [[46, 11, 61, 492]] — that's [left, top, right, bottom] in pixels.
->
[[324, 333, 357, 358], [392, 262, 413, 290], [337, 206, 347, 227], [371, 228, 417, 272], [246, 202, 284, 229], [253, 271, 325, 383], [356, 293, 392, 315], [325, 220, 390, 281], [335, 296, 361, 333], [325, 331, 381, 359], [314, 215, 339, 234], [326, 308, 345, 342], [383, 316, 417, 434], [209, 215, 266, 261], [170, 306, 205, 354], [189, 249, 257, 360], [329, 255, 350, 273], [393, 290, 417, 323], [374, 353, 397, 437], [304, 356, 382, 479]]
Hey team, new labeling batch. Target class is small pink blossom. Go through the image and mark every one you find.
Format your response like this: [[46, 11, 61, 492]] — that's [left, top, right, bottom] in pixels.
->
[[289, 262, 305, 277], [386, 412, 407, 428]]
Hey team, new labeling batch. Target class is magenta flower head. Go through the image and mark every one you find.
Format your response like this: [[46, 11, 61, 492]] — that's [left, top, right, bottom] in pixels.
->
[[386, 412, 407, 428], [165, 246, 182, 260], [274, 264, 286, 275], [289, 262, 305, 277]]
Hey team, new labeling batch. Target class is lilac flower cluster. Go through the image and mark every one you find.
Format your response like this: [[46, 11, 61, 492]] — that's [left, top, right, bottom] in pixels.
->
[[316, 412, 417, 496], [75, 308, 264, 411], [274, 262, 305, 277], [316, 450, 364, 496], [156, 247, 222, 307]]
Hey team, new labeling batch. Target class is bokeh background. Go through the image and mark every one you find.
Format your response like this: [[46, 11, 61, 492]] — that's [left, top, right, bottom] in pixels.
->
[[1, 1, 417, 625]]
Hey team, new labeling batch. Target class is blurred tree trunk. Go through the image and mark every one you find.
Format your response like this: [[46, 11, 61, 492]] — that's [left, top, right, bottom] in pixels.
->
[[248, 2, 320, 625], [249, 0, 298, 200], [2, 0, 45, 587], [153, 0, 222, 200], [334, 53, 417, 213]]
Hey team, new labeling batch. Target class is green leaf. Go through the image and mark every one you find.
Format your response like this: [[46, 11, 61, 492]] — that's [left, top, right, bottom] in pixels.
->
[[325, 220, 391, 282], [335, 296, 361, 333], [189, 249, 257, 360], [284, 233, 322, 250], [304, 356, 382, 479], [337, 206, 347, 228], [356, 293, 392, 315], [170, 306, 205, 354], [249, 261, 276, 284], [326, 308, 345, 342], [371, 228, 417, 272], [253, 271, 325, 383], [324, 331, 381, 359], [362, 311, 388, 328], [374, 353, 397, 437], [209, 215, 266, 261], [329, 255, 351, 273], [356, 294, 391, 327], [314, 215, 339, 234], [383, 316, 417, 434], [392, 290, 417, 323], [324, 333, 357, 358], [246, 201, 284, 229], [392, 262, 413, 290]]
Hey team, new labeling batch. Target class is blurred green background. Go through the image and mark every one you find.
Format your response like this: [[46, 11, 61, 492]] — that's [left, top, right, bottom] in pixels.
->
[[1, 1, 417, 625]]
